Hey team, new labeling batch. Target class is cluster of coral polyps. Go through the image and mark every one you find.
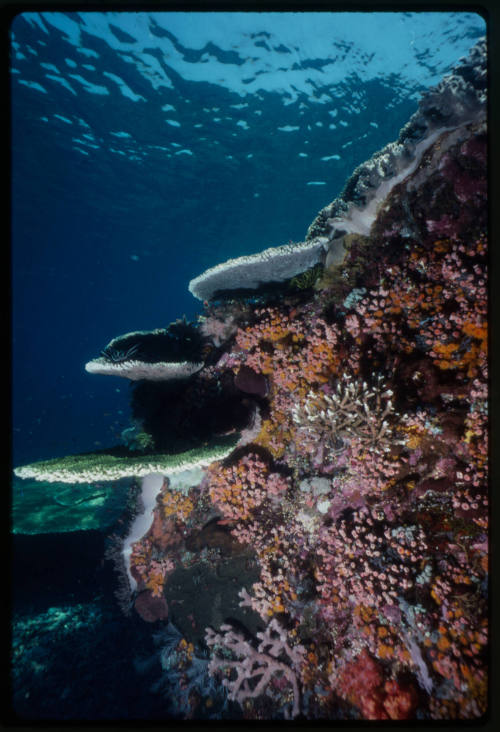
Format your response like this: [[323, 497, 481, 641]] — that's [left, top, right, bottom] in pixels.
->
[[188, 129, 486, 720], [126, 124, 488, 722], [123, 50, 488, 717]]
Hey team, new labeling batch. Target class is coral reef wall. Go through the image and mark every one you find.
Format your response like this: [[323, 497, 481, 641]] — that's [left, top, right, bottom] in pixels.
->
[[14, 38, 487, 722], [121, 38, 488, 722]]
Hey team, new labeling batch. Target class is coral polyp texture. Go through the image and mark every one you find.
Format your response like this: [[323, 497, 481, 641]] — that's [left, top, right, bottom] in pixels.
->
[[13, 38, 488, 721]]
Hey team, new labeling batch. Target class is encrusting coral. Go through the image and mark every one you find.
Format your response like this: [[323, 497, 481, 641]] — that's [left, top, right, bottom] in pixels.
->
[[13, 38, 488, 721]]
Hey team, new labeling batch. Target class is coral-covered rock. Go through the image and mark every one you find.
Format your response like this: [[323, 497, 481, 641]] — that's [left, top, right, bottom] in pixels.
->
[[120, 44, 489, 719], [234, 365, 269, 396], [134, 590, 169, 623], [382, 679, 419, 719]]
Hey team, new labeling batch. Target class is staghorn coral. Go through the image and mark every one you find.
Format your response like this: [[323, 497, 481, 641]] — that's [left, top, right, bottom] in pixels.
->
[[292, 373, 396, 452]]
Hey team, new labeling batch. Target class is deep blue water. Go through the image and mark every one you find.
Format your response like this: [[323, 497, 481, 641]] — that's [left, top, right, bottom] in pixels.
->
[[9, 10, 486, 721]]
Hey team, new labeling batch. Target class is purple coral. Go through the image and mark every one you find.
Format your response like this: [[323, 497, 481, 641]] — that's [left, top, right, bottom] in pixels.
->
[[205, 618, 305, 719]]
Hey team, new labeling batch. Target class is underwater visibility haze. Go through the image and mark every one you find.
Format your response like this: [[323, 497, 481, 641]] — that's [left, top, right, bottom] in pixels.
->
[[10, 11, 488, 721]]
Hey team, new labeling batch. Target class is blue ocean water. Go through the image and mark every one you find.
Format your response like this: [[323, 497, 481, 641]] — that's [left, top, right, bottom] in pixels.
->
[[9, 11, 486, 721], [11, 10, 485, 467]]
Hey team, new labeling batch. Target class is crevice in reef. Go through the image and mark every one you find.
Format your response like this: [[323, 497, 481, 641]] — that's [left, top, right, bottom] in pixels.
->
[[130, 373, 258, 454]]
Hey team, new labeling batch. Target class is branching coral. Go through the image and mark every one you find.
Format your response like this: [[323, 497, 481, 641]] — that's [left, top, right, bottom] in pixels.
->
[[292, 373, 396, 452], [205, 618, 305, 719]]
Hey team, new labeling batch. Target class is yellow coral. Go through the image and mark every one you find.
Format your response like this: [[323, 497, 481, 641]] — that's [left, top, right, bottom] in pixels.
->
[[162, 491, 194, 520]]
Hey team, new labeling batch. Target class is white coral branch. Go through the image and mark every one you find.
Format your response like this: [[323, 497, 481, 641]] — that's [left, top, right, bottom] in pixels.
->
[[292, 373, 396, 450]]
